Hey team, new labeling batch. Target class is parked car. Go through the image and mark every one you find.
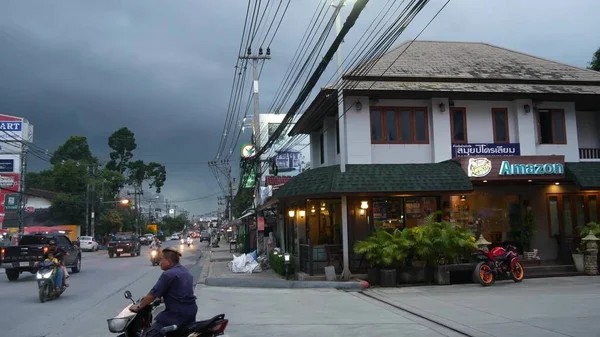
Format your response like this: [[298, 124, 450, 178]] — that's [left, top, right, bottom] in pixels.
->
[[139, 236, 149, 245], [79, 236, 99, 251], [200, 231, 211, 242], [107, 233, 141, 258], [0, 233, 82, 281]]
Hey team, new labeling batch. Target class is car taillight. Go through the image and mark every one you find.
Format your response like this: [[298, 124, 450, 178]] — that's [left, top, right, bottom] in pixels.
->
[[1, 248, 5, 256], [88, 242, 93, 244], [209, 320, 228, 335], [43, 247, 49, 253]]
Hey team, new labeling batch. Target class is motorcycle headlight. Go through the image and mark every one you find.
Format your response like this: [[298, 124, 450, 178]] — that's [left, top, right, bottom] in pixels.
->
[[150, 251, 157, 257], [37, 271, 52, 279]]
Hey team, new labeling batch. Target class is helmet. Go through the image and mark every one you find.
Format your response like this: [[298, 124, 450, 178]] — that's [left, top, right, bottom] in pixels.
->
[[49, 240, 57, 246]]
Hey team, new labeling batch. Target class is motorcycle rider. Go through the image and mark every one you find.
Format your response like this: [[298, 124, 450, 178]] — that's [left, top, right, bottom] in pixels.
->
[[41, 240, 69, 288], [129, 247, 198, 337], [149, 237, 161, 250]]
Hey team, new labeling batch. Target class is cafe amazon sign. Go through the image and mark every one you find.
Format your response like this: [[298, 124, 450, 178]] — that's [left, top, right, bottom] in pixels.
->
[[457, 155, 565, 180]]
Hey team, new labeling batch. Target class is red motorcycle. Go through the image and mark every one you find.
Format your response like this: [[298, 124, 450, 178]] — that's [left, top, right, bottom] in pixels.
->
[[473, 245, 524, 286]]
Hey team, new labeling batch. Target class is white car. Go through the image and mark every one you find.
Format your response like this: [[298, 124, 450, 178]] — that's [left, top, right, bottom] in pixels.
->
[[80, 236, 99, 251], [170, 234, 179, 240]]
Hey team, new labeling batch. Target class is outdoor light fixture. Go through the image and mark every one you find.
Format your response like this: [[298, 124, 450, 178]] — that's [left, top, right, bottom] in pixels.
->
[[284, 252, 291, 280], [360, 201, 369, 209], [299, 210, 306, 217], [438, 102, 445, 112], [321, 202, 326, 211], [311, 206, 316, 214], [355, 100, 362, 111], [120, 199, 130, 205], [284, 253, 291, 263], [359, 209, 365, 216], [524, 104, 531, 113], [288, 210, 295, 218], [460, 195, 466, 201], [555, 182, 560, 185], [528, 179, 533, 182], [483, 180, 487, 183]]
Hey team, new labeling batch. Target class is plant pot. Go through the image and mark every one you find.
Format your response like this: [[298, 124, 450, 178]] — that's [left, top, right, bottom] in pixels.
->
[[572, 253, 584, 272], [397, 266, 428, 284], [380, 268, 397, 287], [367, 267, 380, 285]]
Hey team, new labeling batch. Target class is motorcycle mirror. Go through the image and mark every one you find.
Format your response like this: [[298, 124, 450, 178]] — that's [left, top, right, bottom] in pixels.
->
[[124, 290, 132, 299]]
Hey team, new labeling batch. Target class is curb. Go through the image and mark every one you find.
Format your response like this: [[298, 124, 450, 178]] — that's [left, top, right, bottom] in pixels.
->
[[205, 277, 365, 289]]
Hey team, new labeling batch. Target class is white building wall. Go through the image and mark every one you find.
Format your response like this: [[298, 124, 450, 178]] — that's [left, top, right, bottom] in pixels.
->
[[576, 111, 600, 149]]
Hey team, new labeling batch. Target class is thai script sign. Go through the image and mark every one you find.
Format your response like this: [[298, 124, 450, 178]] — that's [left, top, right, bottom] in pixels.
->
[[452, 143, 520, 158]]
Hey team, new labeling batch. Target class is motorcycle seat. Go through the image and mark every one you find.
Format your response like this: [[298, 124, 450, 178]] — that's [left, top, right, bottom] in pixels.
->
[[162, 314, 225, 336]]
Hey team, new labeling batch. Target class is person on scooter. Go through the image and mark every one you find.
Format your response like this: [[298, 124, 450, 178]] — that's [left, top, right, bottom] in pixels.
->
[[42, 240, 68, 288], [149, 237, 161, 250], [129, 247, 197, 337]]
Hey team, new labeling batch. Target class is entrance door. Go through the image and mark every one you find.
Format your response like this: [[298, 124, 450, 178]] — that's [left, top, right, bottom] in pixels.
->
[[547, 193, 600, 261]]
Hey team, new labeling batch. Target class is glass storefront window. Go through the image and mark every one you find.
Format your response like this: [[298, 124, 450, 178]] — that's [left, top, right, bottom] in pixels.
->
[[372, 197, 437, 230], [306, 200, 341, 245]]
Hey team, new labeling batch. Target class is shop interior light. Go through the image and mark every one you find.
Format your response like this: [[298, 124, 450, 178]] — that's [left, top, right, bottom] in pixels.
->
[[288, 210, 295, 218], [483, 180, 487, 183], [528, 179, 532, 182], [360, 201, 369, 209], [299, 210, 306, 217], [555, 182, 560, 185], [359, 209, 365, 215], [311, 206, 316, 214], [460, 195, 467, 201]]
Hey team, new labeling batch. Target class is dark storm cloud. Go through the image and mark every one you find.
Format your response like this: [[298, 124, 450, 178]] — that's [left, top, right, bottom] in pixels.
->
[[0, 0, 598, 215]]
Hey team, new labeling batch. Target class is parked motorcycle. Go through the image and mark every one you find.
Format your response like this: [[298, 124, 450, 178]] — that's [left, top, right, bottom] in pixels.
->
[[149, 249, 161, 266], [473, 245, 524, 286], [37, 261, 66, 303], [107, 290, 229, 337]]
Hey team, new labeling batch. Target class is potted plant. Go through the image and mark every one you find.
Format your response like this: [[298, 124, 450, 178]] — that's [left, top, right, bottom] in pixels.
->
[[354, 230, 386, 285], [397, 225, 431, 283]]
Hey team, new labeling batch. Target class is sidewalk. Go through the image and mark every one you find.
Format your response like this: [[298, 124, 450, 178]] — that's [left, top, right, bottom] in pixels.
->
[[199, 245, 364, 289]]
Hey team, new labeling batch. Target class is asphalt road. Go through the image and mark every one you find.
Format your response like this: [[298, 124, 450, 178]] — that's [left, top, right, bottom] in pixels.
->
[[0, 239, 205, 337]]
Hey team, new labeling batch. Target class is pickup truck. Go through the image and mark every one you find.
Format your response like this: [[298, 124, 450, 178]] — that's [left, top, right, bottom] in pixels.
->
[[0, 233, 82, 281]]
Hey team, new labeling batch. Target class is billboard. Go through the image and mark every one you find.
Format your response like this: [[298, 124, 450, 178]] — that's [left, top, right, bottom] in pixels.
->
[[0, 114, 34, 155], [0, 173, 20, 226], [0, 155, 20, 173]]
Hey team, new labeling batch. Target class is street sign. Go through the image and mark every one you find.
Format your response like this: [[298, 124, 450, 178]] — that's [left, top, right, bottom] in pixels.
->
[[241, 144, 256, 158]]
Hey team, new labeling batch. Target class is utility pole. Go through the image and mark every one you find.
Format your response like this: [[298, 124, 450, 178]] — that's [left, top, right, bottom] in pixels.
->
[[17, 145, 28, 234], [90, 165, 97, 239], [127, 189, 143, 235], [239, 46, 271, 255], [84, 165, 91, 236]]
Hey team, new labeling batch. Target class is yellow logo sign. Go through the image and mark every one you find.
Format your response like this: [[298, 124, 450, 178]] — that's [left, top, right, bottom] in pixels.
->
[[467, 158, 492, 178]]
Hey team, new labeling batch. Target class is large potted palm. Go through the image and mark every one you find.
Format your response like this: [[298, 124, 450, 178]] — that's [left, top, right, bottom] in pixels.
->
[[354, 231, 387, 285], [574, 222, 600, 272]]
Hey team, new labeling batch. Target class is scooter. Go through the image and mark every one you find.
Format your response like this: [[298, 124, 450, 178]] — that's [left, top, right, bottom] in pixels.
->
[[186, 238, 193, 247], [36, 261, 66, 303], [107, 290, 229, 337], [149, 249, 161, 266]]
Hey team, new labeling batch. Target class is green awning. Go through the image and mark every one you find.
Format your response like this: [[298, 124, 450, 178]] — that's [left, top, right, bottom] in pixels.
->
[[275, 161, 473, 199], [566, 162, 600, 189]]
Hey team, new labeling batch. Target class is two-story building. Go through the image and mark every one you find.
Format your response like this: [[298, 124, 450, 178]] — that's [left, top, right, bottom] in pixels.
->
[[274, 41, 600, 279]]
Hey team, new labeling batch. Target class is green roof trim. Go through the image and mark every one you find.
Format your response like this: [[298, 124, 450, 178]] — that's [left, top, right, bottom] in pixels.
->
[[566, 162, 600, 189], [275, 161, 473, 199]]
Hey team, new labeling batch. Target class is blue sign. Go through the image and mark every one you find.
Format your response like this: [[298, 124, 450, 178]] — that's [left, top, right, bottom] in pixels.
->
[[0, 159, 14, 172], [452, 143, 520, 158], [0, 122, 22, 132]]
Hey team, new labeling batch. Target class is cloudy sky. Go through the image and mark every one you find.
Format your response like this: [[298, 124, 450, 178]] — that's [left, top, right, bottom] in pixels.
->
[[0, 0, 598, 216]]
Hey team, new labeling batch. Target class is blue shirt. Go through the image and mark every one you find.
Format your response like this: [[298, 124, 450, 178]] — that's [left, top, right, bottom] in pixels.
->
[[150, 263, 198, 326]]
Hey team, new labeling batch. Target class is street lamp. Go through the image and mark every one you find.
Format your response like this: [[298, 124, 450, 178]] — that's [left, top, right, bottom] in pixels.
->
[[120, 199, 130, 205], [284, 253, 291, 280]]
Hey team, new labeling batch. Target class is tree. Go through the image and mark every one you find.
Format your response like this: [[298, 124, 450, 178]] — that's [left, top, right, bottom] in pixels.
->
[[99, 208, 125, 233], [590, 47, 600, 71], [53, 160, 89, 194], [160, 214, 190, 235], [49, 194, 86, 224], [26, 170, 56, 191], [94, 168, 127, 201], [50, 136, 94, 165], [106, 127, 137, 174], [232, 188, 254, 218], [127, 160, 167, 193]]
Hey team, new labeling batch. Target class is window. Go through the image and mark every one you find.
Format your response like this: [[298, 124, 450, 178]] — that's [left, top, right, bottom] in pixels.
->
[[538, 109, 566, 144], [492, 108, 509, 143], [450, 107, 467, 143], [319, 133, 324, 164], [369, 107, 429, 144], [336, 120, 340, 154]]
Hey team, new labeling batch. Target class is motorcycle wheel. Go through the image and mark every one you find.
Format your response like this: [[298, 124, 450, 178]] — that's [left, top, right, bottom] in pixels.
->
[[511, 262, 524, 282], [39, 284, 49, 303], [475, 261, 495, 286]]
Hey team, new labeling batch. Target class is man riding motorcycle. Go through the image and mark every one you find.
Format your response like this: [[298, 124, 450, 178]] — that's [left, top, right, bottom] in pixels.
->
[[149, 237, 161, 249], [129, 247, 197, 337]]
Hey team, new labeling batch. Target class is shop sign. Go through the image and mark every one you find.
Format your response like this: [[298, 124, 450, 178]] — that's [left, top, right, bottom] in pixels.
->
[[452, 143, 520, 158], [457, 155, 565, 180]]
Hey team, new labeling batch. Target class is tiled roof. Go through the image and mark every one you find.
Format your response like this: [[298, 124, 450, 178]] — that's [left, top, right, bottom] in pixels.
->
[[265, 176, 292, 186], [566, 162, 600, 189], [348, 41, 600, 83], [274, 161, 473, 198]]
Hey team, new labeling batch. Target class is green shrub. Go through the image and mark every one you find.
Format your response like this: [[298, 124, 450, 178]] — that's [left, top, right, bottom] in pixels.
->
[[269, 252, 294, 276]]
